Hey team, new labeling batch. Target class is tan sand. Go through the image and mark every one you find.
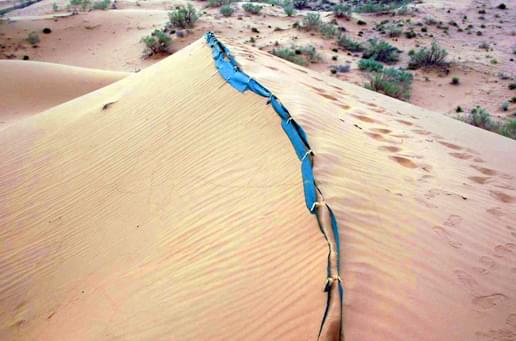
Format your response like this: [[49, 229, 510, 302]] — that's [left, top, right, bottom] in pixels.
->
[[0, 60, 128, 127], [227, 37, 516, 340], [0, 36, 515, 340]]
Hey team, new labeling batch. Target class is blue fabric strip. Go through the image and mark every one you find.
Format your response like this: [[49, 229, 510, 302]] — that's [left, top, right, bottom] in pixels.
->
[[204, 31, 343, 341]]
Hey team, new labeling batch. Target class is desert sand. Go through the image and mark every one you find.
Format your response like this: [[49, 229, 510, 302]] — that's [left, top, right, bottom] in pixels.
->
[[0, 60, 127, 127], [1, 1, 516, 340]]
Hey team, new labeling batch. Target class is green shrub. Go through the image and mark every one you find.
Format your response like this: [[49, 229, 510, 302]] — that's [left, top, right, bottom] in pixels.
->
[[301, 12, 321, 30], [460, 107, 516, 139], [207, 0, 226, 7], [510, 83, 516, 90], [499, 119, 516, 139], [502, 101, 509, 111], [92, 0, 110, 10], [141, 29, 172, 56], [220, 4, 234, 16], [384, 23, 402, 37], [272, 47, 306, 65], [242, 2, 263, 14], [293, 0, 306, 9], [333, 3, 351, 19], [27, 31, 40, 45], [408, 41, 448, 69], [282, 0, 295, 16], [466, 106, 494, 129], [354, 0, 409, 13], [337, 34, 363, 52], [365, 67, 413, 100], [52, 2, 58, 11], [169, 4, 199, 28], [451, 76, 460, 85], [358, 58, 384, 72], [320, 22, 338, 39], [362, 38, 400, 63], [297, 44, 320, 62]]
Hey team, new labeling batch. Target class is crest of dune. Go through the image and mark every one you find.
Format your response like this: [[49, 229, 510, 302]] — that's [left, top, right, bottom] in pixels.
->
[[1, 37, 515, 341]]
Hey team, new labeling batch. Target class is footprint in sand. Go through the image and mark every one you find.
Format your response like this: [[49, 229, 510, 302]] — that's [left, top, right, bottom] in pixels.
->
[[507, 314, 516, 329], [471, 165, 497, 176], [472, 266, 489, 275], [486, 207, 504, 218], [449, 152, 473, 160], [489, 190, 515, 204], [353, 114, 376, 123], [379, 145, 401, 153], [439, 141, 463, 150], [318, 92, 338, 101], [468, 176, 491, 185], [390, 156, 417, 169], [454, 269, 478, 292], [444, 215, 462, 227], [479, 256, 496, 269], [396, 119, 413, 126], [434, 226, 463, 249], [367, 132, 386, 141], [371, 128, 391, 134], [412, 129, 431, 135], [493, 243, 515, 258], [472, 293, 507, 310]]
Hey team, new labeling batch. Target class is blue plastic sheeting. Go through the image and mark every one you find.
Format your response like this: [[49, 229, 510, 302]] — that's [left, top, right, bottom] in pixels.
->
[[281, 119, 309, 161], [204, 32, 343, 341], [301, 157, 317, 212]]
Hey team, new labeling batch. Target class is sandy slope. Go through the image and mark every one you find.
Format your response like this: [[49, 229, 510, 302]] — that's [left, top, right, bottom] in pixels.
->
[[0, 40, 326, 340], [0, 60, 128, 127], [0, 36, 515, 341], [227, 37, 516, 340]]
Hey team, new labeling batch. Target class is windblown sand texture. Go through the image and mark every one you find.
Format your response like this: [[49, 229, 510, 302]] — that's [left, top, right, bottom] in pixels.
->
[[1, 37, 515, 341]]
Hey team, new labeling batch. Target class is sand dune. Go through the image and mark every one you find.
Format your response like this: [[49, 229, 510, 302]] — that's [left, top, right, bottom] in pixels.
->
[[0, 36, 515, 341], [0, 60, 128, 127]]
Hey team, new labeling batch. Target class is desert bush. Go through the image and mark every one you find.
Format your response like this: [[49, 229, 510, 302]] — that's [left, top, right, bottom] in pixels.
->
[[451, 76, 460, 85], [362, 38, 400, 63], [207, 0, 226, 7], [242, 2, 263, 14], [301, 12, 321, 30], [282, 0, 295, 16], [293, 0, 306, 9], [52, 2, 58, 11], [333, 3, 351, 19], [408, 41, 448, 69], [499, 119, 516, 139], [69, 0, 90, 11], [92, 0, 110, 10], [465, 106, 493, 129], [365, 67, 413, 100], [354, 0, 409, 13], [384, 23, 402, 37], [220, 4, 234, 16], [27, 31, 40, 45], [510, 83, 516, 90], [337, 34, 363, 52], [358, 58, 384, 72], [297, 44, 320, 62], [272, 47, 306, 65], [502, 101, 509, 111], [169, 4, 199, 28], [460, 107, 516, 139], [320, 22, 338, 39], [141, 29, 172, 56]]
